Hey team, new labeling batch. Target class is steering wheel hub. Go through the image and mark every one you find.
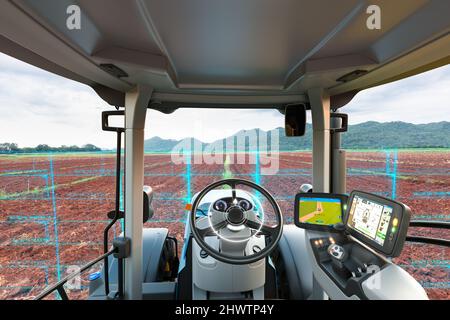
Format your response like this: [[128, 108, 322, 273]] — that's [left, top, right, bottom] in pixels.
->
[[226, 206, 246, 225]]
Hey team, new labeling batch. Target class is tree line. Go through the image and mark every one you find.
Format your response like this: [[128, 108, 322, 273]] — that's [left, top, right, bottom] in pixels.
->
[[0, 143, 101, 154]]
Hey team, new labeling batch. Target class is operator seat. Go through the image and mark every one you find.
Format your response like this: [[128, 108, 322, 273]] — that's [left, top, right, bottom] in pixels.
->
[[176, 236, 277, 299]]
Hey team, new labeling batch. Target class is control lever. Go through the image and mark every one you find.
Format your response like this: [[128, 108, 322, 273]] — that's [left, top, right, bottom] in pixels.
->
[[327, 244, 352, 278]]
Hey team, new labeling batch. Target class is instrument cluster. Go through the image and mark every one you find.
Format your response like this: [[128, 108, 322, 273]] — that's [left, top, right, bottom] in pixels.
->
[[213, 197, 253, 212]]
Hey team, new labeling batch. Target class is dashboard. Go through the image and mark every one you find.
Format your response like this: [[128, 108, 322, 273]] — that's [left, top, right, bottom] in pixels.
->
[[294, 190, 411, 257], [301, 190, 414, 299]]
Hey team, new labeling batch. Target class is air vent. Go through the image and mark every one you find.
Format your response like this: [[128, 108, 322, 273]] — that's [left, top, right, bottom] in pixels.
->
[[99, 64, 128, 78], [336, 70, 368, 82]]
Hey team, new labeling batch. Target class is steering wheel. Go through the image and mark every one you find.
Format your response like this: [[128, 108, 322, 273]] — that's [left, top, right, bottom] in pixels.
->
[[190, 178, 283, 265]]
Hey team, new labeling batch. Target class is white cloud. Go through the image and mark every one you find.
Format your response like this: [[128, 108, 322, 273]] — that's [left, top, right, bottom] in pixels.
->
[[0, 52, 449, 149], [344, 64, 450, 124], [0, 53, 113, 148]]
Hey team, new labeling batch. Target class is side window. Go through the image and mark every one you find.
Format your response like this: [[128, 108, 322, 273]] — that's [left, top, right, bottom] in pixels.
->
[[0, 53, 117, 299], [344, 65, 450, 299]]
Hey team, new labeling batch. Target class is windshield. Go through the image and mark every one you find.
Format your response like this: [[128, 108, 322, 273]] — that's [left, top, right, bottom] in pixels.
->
[[142, 108, 312, 240]]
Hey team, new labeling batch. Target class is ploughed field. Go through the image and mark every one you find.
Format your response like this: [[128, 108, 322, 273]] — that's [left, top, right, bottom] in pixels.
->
[[0, 150, 448, 300]]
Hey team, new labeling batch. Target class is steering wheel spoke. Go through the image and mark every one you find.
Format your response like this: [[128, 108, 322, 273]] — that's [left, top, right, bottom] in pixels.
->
[[198, 220, 228, 237], [245, 219, 278, 237], [224, 180, 238, 202]]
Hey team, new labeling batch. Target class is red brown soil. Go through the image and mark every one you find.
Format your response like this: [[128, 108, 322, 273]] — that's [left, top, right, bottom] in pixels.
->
[[0, 151, 448, 300]]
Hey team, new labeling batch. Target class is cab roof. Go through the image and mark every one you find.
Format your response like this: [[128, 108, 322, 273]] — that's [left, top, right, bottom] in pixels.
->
[[0, 0, 449, 109]]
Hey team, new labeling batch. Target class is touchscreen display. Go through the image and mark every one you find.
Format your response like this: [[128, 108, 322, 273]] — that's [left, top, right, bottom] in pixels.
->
[[298, 197, 343, 226], [347, 194, 393, 246]]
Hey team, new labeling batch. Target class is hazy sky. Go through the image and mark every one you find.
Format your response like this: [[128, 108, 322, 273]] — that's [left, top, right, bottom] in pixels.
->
[[0, 53, 449, 149]]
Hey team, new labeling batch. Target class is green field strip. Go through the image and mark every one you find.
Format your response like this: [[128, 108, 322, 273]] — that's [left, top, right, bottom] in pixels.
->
[[398, 259, 450, 268], [0, 176, 100, 199]]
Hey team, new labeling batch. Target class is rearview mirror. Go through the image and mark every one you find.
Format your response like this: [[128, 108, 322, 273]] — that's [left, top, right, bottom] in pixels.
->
[[285, 104, 306, 136], [143, 185, 154, 222]]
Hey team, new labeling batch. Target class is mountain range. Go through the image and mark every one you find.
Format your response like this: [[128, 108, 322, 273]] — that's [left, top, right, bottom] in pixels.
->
[[144, 121, 450, 152]]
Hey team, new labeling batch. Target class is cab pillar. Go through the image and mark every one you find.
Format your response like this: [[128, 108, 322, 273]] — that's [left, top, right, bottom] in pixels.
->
[[124, 84, 152, 299], [307, 87, 331, 300], [308, 87, 331, 193]]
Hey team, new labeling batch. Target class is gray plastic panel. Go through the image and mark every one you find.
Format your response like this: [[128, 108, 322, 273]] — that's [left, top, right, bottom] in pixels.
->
[[361, 264, 428, 300], [103, 228, 168, 284]]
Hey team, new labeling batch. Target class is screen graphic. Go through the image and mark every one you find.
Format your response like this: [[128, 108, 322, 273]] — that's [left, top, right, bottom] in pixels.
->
[[347, 195, 393, 245], [298, 197, 342, 226]]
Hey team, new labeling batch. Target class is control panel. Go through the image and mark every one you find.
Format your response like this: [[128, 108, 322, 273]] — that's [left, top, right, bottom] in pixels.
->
[[310, 235, 386, 299]]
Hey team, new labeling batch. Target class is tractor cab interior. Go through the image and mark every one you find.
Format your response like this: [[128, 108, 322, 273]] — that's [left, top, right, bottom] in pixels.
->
[[1, 0, 449, 300]]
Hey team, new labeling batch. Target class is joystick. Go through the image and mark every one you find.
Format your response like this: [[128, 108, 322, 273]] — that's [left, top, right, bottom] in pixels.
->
[[328, 244, 347, 261], [327, 244, 351, 277]]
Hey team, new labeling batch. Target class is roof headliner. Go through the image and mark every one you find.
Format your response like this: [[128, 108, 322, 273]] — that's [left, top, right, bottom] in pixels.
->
[[0, 0, 449, 109]]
